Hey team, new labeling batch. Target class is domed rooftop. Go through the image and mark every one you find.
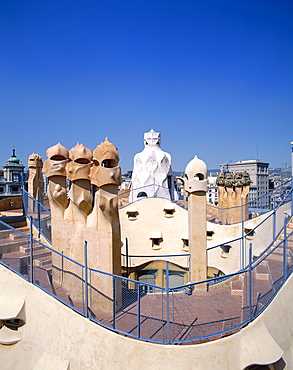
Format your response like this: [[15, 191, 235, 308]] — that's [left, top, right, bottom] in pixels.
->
[[7, 149, 20, 164]]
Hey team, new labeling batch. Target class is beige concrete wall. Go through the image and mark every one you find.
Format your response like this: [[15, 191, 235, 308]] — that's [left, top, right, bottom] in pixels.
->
[[120, 198, 189, 268], [0, 263, 292, 369], [251, 202, 291, 255], [206, 212, 273, 275], [119, 198, 291, 276]]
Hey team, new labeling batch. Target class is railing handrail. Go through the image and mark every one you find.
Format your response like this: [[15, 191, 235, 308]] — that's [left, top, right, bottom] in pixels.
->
[[21, 185, 292, 263], [2, 216, 291, 286], [0, 213, 293, 344], [21, 177, 292, 216], [22, 188, 51, 215], [119, 179, 292, 225], [6, 181, 291, 344], [121, 252, 190, 258]]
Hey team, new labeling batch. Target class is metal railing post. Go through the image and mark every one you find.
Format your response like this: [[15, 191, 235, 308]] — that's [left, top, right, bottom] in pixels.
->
[[241, 220, 245, 269], [137, 282, 141, 339], [248, 243, 253, 321], [283, 217, 287, 283], [291, 140, 293, 216], [29, 216, 34, 283], [166, 261, 170, 344], [61, 251, 64, 286], [126, 238, 129, 281], [273, 207, 276, 243], [22, 186, 26, 217], [37, 188, 41, 239], [291, 179, 293, 217], [172, 287, 175, 342], [84, 241, 89, 318], [113, 276, 116, 329], [290, 141, 293, 216]]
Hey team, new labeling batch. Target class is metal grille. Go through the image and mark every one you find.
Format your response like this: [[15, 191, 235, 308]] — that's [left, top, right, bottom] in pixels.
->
[[89, 269, 115, 327], [0, 210, 292, 344], [50, 251, 85, 313], [0, 223, 30, 278], [89, 270, 166, 342], [169, 274, 245, 343]]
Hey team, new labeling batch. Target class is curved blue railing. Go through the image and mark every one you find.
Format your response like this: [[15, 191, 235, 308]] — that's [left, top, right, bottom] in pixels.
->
[[207, 178, 292, 224], [119, 178, 292, 223], [0, 192, 292, 344], [21, 185, 292, 270], [20, 183, 292, 270], [22, 189, 51, 242]]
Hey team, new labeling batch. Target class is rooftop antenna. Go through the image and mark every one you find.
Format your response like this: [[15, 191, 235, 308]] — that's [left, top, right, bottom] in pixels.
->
[[12, 140, 16, 156]]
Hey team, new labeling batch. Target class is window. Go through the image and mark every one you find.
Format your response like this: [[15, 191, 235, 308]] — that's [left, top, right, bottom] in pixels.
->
[[207, 230, 214, 239], [13, 174, 20, 182], [181, 232, 189, 251], [164, 203, 175, 217], [11, 185, 19, 193], [244, 228, 255, 239], [126, 206, 138, 220], [137, 270, 157, 292], [164, 270, 185, 288], [150, 232, 163, 249], [220, 245, 231, 258], [0, 187, 4, 193], [152, 238, 162, 249], [4, 318, 24, 330], [137, 191, 147, 198], [182, 239, 189, 251]]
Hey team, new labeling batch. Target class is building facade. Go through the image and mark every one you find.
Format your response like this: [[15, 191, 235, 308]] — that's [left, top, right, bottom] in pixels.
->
[[207, 172, 219, 205], [220, 160, 269, 209], [0, 150, 25, 200]]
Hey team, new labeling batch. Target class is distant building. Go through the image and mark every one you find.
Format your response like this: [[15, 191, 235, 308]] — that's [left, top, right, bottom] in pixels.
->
[[220, 160, 269, 208], [0, 150, 25, 200], [120, 170, 132, 191], [281, 165, 292, 182], [207, 172, 219, 205]]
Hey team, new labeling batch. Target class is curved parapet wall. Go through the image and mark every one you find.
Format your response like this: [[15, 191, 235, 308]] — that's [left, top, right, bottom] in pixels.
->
[[119, 197, 292, 277], [0, 261, 292, 369]]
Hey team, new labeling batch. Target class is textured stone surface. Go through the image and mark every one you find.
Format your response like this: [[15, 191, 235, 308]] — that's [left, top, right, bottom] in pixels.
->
[[28, 153, 44, 199], [216, 171, 252, 224], [44, 139, 122, 277], [130, 129, 173, 201], [184, 155, 208, 282]]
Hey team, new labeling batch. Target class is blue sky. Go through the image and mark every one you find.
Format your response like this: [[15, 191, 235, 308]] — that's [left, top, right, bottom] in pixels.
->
[[0, 0, 292, 173]]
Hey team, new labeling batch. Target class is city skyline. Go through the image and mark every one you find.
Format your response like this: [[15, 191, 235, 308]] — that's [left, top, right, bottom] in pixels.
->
[[1, 0, 292, 172]]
